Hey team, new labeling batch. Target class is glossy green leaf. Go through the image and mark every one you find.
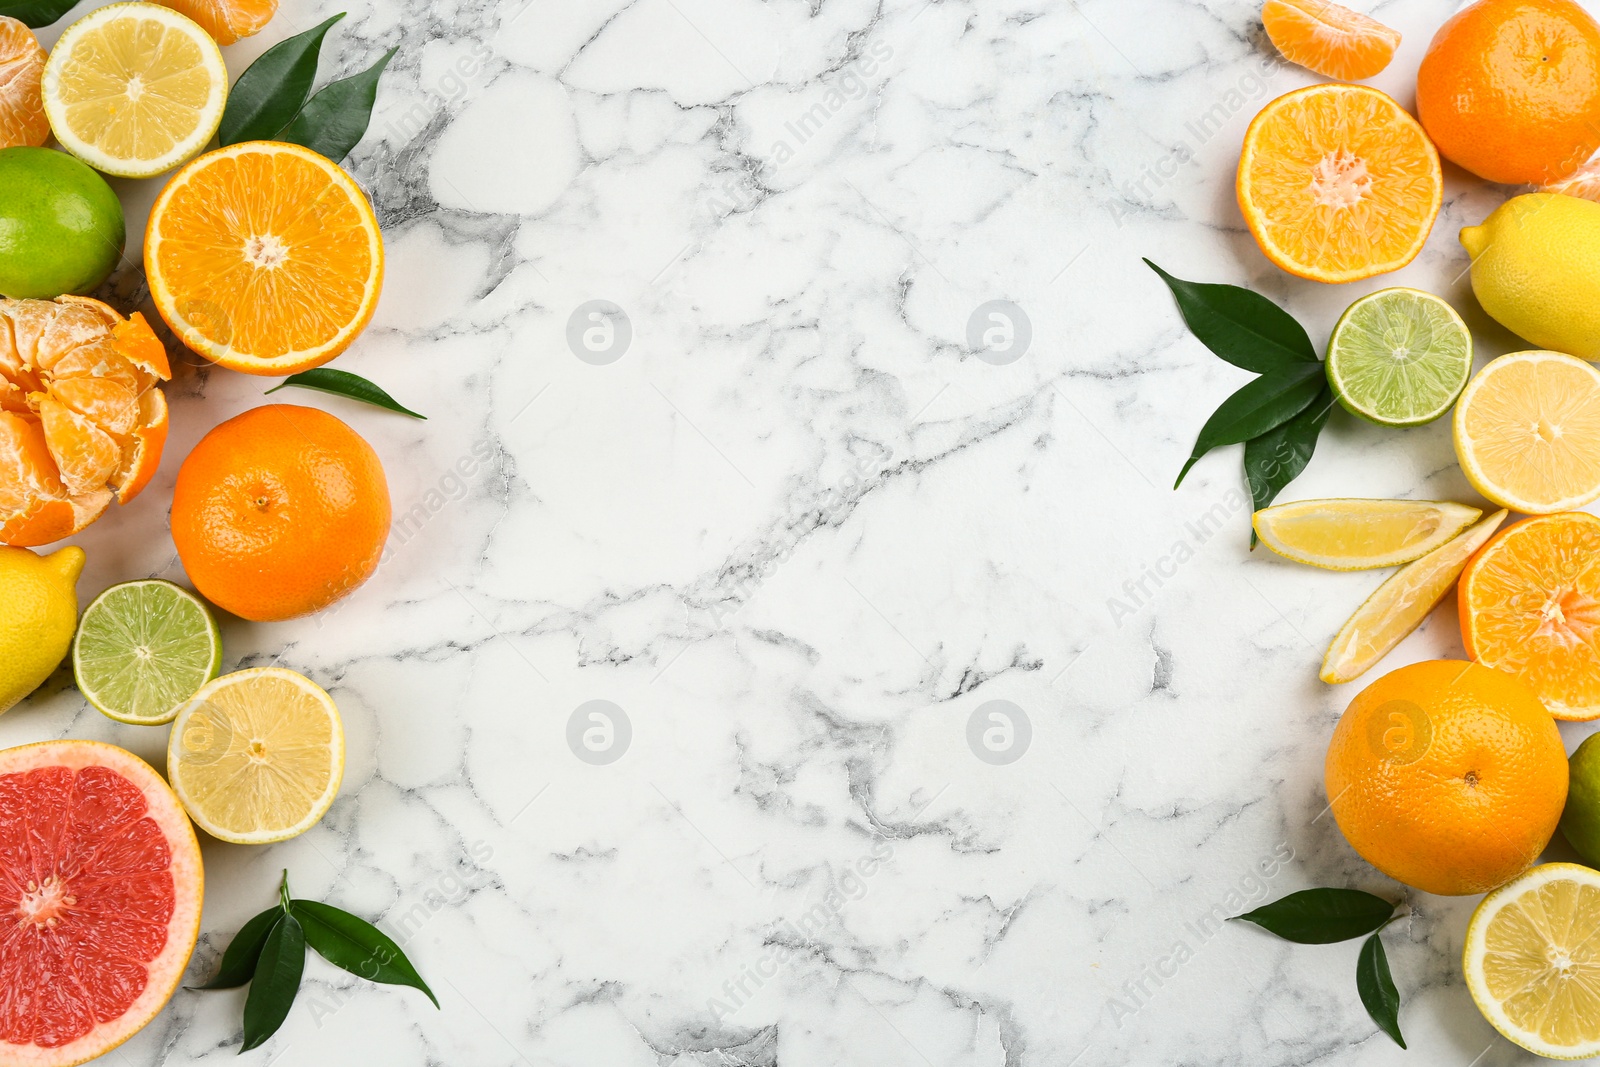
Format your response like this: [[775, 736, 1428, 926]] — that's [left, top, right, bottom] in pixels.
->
[[293, 899, 439, 1008], [193, 906, 283, 990], [1232, 888, 1396, 944], [277, 47, 397, 163], [1146, 259, 1318, 373], [1357, 932, 1405, 1049], [220, 13, 345, 146], [1243, 386, 1336, 546], [265, 368, 426, 419], [0, 0, 80, 27], [240, 911, 305, 1052], [1174, 363, 1325, 487]]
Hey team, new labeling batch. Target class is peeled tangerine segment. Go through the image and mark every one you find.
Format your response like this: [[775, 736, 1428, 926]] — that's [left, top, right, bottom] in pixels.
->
[[1262, 0, 1402, 82], [1461, 513, 1600, 721], [1321, 510, 1508, 684], [1238, 84, 1442, 283], [1254, 498, 1481, 570], [0, 16, 48, 149]]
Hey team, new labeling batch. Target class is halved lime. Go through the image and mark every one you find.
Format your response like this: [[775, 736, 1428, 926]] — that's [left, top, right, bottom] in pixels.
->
[[1326, 288, 1472, 427], [73, 580, 222, 725]]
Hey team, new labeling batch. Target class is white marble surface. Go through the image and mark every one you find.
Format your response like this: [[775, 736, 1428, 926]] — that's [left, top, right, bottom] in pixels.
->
[[6, 0, 1592, 1063]]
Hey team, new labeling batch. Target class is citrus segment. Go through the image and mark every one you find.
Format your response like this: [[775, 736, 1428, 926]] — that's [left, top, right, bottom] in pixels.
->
[[0, 18, 47, 150], [1321, 510, 1508, 684], [73, 580, 221, 726], [1545, 155, 1600, 202], [42, 3, 227, 179], [1460, 513, 1600, 721], [149, 0, 277, 45], [1261, 0, 1401, 81], [0, 297, 171, 547], [0, 739, 203, 1067], [167, 668, 344, 845], [1465, 863, 1600, 1058], [1238, 84, 1441, 284], [1254, 498, 1481, 570], [1453, 351, 1600, 513], [145, 142, 384, 375], [1326, 289, 1471, 426]]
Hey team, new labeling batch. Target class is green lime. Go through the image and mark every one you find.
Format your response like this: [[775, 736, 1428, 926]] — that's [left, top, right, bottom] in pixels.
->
[[1326, 288, 1473, 427], [0, 147, 125, 299], [72, 580, 222, 726], [1562, 734, 1600, 868]]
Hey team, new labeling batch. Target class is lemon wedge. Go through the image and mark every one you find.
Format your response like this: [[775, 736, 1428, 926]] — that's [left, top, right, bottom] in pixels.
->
[[1465, 864, 1600, 1060], [1321, 510, 1508, 684], [42, 3, 227, 179], [1454, 351, 1600, 514], [1254, 498, 1482, 570], [167, 667, 344, 844]]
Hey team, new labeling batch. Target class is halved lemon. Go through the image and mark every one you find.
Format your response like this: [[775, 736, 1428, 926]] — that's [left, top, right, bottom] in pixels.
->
[[1454, 351, 1600, 514], [1465, 863, 1600, 1059], [166, 667, 345, 844], [145, 141, 385, 375], [1320, 509, 1507, 684], [1254, 498, 1481, 570], [42, 3, 227, 179]]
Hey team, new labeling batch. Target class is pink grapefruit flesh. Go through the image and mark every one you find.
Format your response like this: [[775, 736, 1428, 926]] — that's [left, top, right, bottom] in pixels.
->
[[0, 741, 202, 1067]]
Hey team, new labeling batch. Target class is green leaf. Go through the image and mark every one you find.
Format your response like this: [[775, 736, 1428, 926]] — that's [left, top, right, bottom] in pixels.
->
[[1145, 259, 1318, 374], [277, 47, 397, 163], [1357, 932, 1406, 1049], [265, 368, 426, 419], [193, 907, 284, 990], [1232, 888, 1396, 944], [0, 0, 80, 28], [1174, 363, 1325, 487], [1244, 386, 1336, 547], [293, 899, 439, 1008], [219, 13, 345, 146], [241, 910, 306, 1052]]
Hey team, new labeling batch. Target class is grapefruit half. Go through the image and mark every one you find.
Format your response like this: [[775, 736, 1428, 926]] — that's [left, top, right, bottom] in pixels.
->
[[0, 741, 202, 1066]]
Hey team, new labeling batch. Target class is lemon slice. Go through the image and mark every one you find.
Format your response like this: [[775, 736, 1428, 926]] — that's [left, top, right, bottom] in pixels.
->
[[1321, 509, 1508, 684], [1454, 351, 1600, 514], [1465, 864, 1600, 1059], [42, 3, 227, 179], [166, 667, 344, 844], [1254, 498, 1482, 570]]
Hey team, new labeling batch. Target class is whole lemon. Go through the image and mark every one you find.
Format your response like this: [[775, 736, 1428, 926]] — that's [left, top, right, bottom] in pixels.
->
[[1325, 659, 1568, 896], [1461, 194, 1600, 360], [0, 544, 85, 713]]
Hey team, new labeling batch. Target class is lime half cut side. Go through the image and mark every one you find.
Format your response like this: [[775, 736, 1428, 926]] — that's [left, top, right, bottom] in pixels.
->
[[1327, 288, 1473, 427], [73, 579, 222, 725]]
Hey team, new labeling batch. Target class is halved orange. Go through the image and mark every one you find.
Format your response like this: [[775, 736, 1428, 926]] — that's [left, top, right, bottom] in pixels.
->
[[1462, 512, 1600, 721], [1262, 0, 1401, 82], [0, 16, 47, 150], [150, 0, 277, 45], [1238, 84, 1442, 284], [144, 141, 384, 376]]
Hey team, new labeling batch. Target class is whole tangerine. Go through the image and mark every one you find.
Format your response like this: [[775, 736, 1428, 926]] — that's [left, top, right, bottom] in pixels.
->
[[1325, 660, 1567, 896], [172, 404, 390, 622], [1416, 0, 1600, 186]]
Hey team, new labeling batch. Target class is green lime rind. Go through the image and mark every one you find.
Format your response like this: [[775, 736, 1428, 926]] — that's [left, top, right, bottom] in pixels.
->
[[72, 580, 222, 726], [1326, 288, 1473, 428]]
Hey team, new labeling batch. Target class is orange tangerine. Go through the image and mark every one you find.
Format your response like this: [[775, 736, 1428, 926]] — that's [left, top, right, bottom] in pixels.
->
[[1461, 512, 1600, 721], [0, 17, 46, 150], [1238, 84, 1442, 284], [149, 0, 276, 45], [0, 297, 170, 547], [1262, 0, 1401, 82], [145, 142, 384, 376]]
